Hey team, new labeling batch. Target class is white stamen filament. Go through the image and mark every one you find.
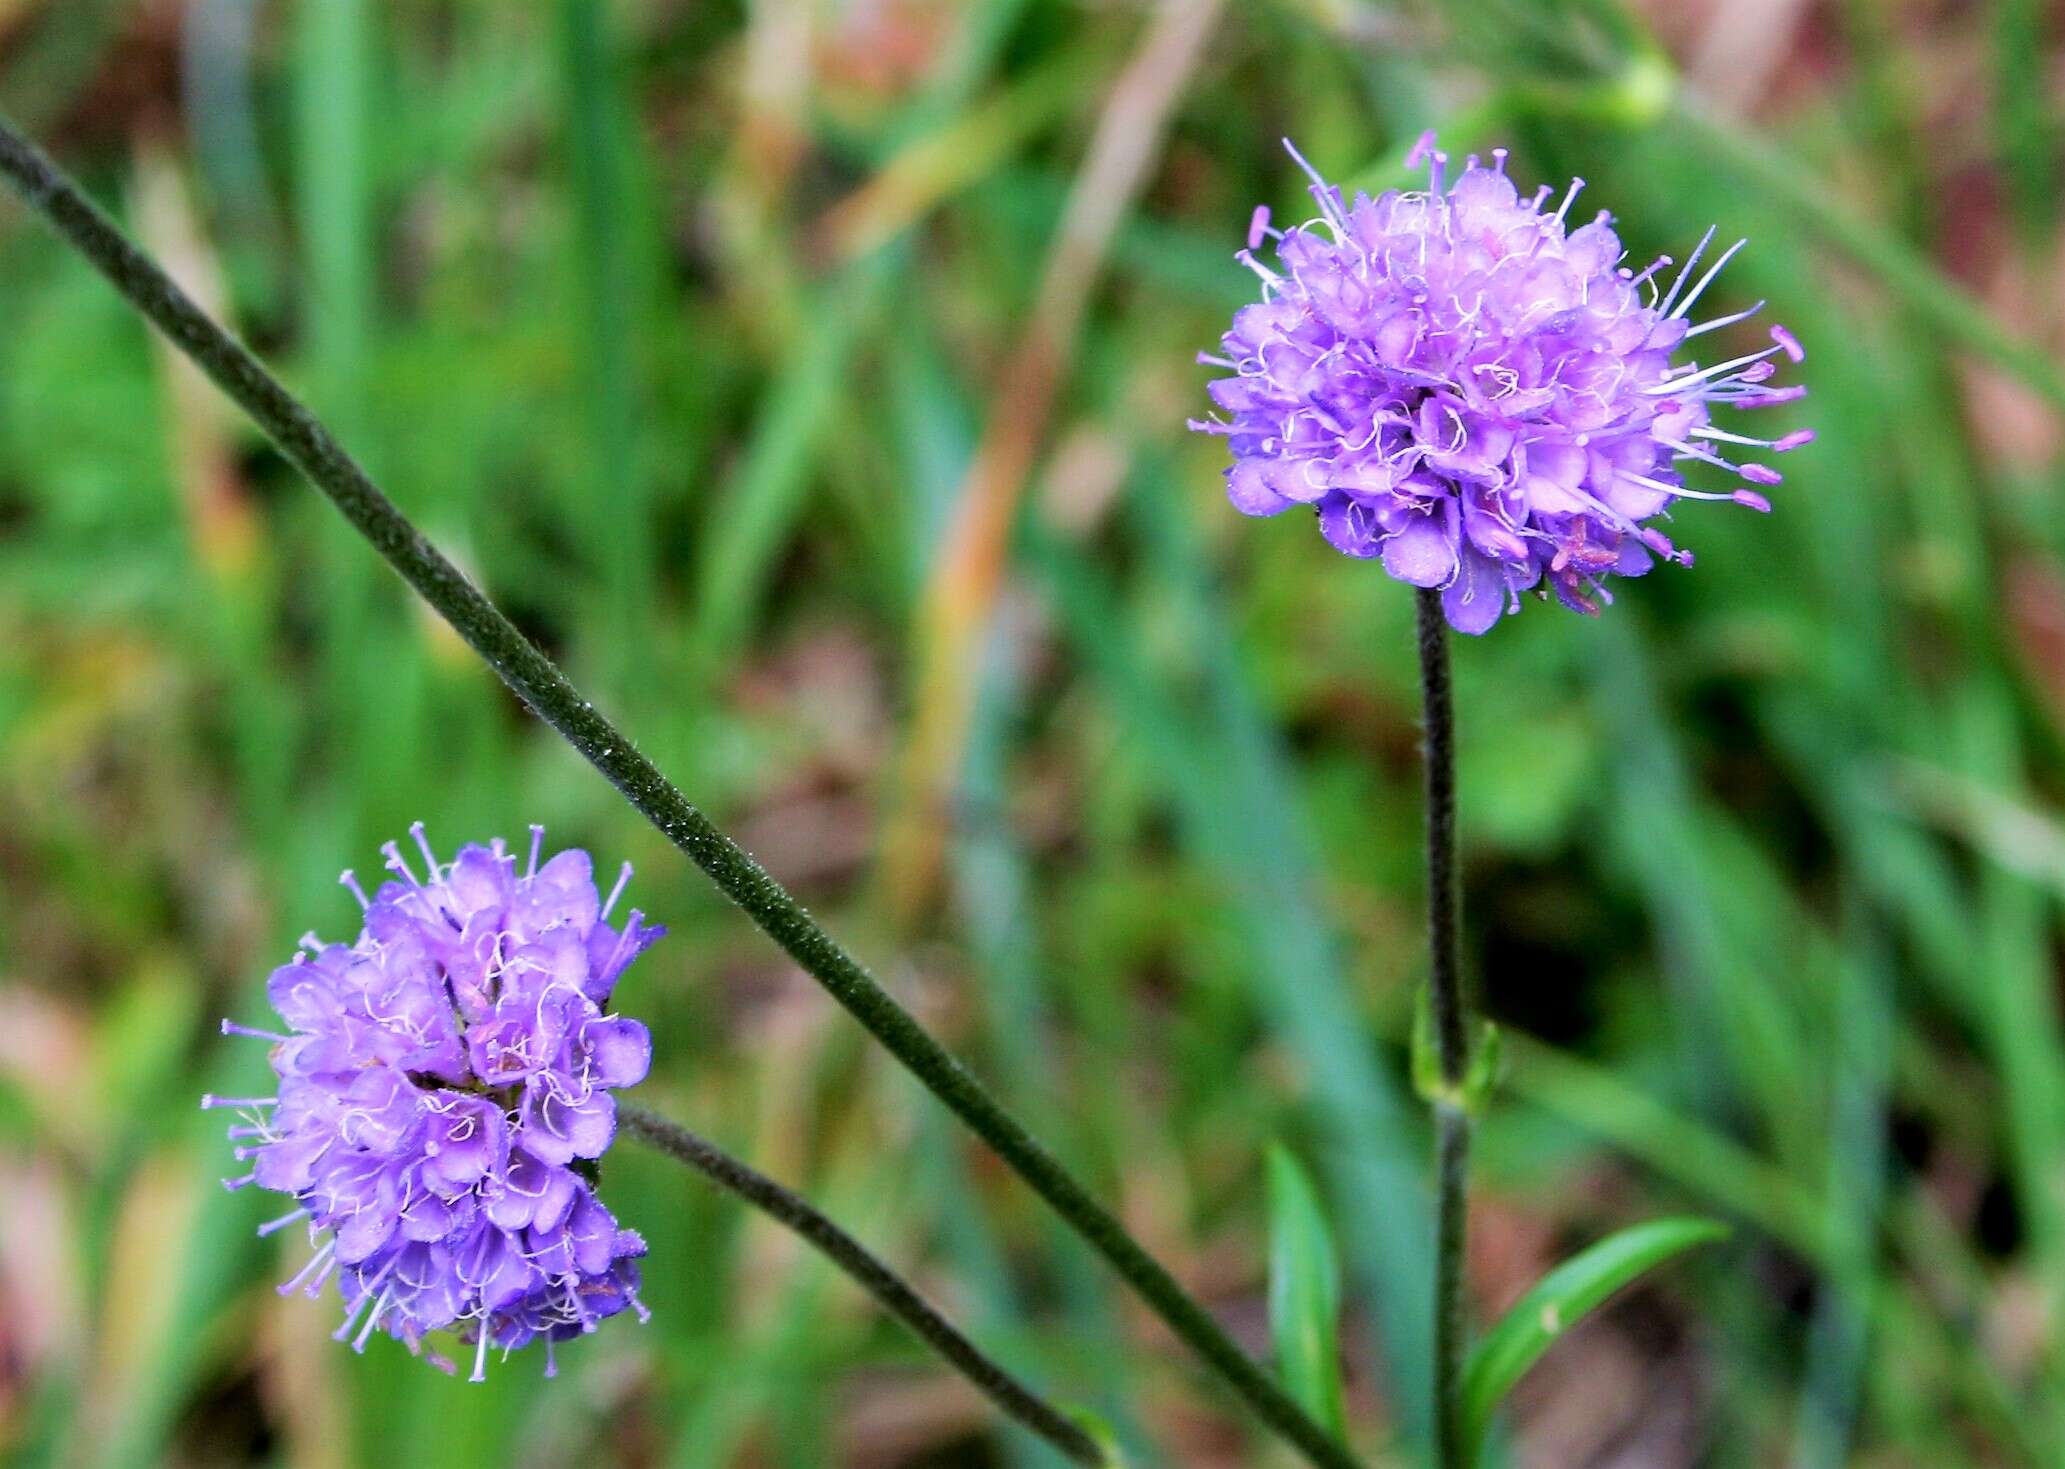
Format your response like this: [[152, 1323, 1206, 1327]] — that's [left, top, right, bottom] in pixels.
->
[[1692, 425, 1784, 449], [382, 842, 420, 888], [279, 1240, 337, 1297], [1646, 344, 1782, 394], [1684, 299, 1766, 338], [332, 1291, 373, 1343], [601, 862, 632, 922], [353, 1286, 395, 1352], [1668, 237, 1747, 320], [1551, 176, 1585, 224], [1658, 225, 1715, 314], [409, 821, 439, 880], [1622, 471, 1735, 503]]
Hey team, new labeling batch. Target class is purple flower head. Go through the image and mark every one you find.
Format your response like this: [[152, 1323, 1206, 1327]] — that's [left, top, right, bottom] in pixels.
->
[[1191, 134, 1811, 633], [207, 823, 663, 1380]]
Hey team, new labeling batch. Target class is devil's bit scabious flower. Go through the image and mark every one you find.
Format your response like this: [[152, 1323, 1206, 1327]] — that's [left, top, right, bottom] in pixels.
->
[[207, 825, 662, 1380], [1191, 134, 1812, 633]]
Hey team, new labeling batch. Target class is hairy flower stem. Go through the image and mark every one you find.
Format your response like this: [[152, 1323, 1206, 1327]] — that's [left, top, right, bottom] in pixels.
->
[[0, 117, 1361, 1469], [1432, 1102, 1471, 1468], [621, 1105, 1101, 1466], [1415, 588, 1471, 1469]]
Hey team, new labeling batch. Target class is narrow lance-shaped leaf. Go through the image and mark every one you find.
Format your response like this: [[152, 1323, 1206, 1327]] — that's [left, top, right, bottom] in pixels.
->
[[1460, 1217, 1729, 1465], [1266, 1146, 1349, 1442]]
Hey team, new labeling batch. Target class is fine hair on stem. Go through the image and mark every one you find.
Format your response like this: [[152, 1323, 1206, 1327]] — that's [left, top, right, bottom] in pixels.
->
[[1416, 586, 1472, 1469]]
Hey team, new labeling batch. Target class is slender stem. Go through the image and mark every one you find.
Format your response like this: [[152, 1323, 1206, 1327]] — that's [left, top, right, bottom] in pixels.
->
[[620, 1104, 1102, 1466], [1415, 588, 1471, 1469], [1432, 1102, 1470, 1469], [1415, 590, 1466, 1087], [0, 118, 1361, 1469]]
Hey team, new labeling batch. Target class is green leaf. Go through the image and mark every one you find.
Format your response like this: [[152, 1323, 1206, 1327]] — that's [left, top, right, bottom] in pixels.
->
[[1411, 988, 1502, 1118], [1459, 1217, 1728, 1464], [1266, 1146, 1349, 1442]]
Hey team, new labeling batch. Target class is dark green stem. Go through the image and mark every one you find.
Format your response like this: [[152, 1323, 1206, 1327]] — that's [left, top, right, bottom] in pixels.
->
[[1432, 1101, 1470, 1469], [1415, 588, 1471, 1469], [620, 1103, 1101, 1465], [1416, 591, 1467, 1085], [0, 116, 1361, 1469]]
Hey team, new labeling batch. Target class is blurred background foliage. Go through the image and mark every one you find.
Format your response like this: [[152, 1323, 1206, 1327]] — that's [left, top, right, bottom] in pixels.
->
[[1, 0, 2063, 1465]]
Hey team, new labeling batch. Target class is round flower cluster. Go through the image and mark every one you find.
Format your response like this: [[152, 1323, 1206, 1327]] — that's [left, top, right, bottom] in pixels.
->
[[208, 825, 662, 1380], [1192, 135, 1811, 632]]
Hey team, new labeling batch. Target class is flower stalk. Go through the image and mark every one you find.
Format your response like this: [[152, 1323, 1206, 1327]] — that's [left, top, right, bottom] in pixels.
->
[[0, 114, 1361, 1469], [1189, 132, 1803, 1469], [620, 1104, 1103, 1466], [1415, 587, 1472, 1469]]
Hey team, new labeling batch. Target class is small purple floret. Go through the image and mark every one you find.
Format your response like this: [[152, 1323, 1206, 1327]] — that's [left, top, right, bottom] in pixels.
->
[[1191, 137, 1810, 632], [209, 824, 663, 1379]]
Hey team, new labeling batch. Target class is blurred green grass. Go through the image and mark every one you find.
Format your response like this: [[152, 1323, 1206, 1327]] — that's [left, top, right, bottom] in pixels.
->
[[2, 1, 2064, 1466]]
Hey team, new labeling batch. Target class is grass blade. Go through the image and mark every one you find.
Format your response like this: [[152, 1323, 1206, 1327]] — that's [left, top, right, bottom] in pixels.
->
[[557, 0, 650, 688], [1993, 0, 2057, 240], [1460, 1217, 1729, 1466], [1266, 1146, 1349, 1443]]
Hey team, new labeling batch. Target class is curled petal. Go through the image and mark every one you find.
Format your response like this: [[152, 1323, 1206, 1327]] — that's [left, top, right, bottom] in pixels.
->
[[1380, 513, 1459, 588], [1318, 494, 1383, 559], [1442, 548, 1510, 635], [580, 1017, 653, 1090]]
